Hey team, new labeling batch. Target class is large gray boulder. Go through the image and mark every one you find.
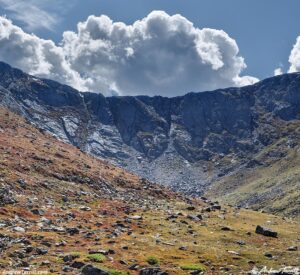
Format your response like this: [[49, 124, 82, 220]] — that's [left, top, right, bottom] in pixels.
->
[[81, 265, 109, 275]]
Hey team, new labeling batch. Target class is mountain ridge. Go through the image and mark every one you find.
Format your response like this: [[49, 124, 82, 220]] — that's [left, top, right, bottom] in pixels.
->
[[1, 61, 300, 216]]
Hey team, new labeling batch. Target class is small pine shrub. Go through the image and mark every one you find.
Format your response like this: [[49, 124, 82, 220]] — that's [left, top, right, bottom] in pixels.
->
[[146, 256, 159, 265], [87, 253, 106, 263]]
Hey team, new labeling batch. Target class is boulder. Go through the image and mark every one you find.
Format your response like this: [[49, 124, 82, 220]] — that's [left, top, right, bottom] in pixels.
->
[[13, 227, 25, 233], [31, 209, 44, 216], [255, 225, 278, 238], [81, 265, 109, 275], [35, 248, 48, 255], [211, 205, 221, 210], [187, 215, 201, 221], [63, 254, 77, 263], [139, 268, 168, 275], [264, 252, 273, 258], [71, 261, 85, 269], [0, 187, 16, 206], [221, 226, 233, 231], [67, 227, 80, 235], [17, 179, 27, 189], [79, 206, 91, 211]]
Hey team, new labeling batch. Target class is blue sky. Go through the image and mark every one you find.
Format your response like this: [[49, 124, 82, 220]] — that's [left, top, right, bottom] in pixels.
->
[[0, 0, 300, 96]]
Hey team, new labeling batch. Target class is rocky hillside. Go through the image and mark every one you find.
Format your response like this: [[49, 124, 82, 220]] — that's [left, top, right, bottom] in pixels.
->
[[0, 62, 300, 214], [0, 107, 299, 274]]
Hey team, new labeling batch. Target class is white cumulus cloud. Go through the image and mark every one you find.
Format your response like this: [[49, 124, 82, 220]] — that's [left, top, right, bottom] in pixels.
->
[[288, 36, 300, 73], [0, 17, 90, 90], [0, 11, 259, 96]]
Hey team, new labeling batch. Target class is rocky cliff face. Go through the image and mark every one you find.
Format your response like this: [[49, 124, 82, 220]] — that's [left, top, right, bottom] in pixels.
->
[[1, 61, 300, 195]]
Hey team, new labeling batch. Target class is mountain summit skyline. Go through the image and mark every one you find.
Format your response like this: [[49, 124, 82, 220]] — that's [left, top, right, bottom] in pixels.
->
[[1, 61, 300, 217]]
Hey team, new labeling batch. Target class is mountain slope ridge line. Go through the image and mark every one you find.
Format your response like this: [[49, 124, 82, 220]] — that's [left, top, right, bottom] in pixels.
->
[[0, 61, 300, 217]]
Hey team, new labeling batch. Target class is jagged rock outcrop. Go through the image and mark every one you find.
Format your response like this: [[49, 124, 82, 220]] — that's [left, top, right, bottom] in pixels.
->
[[1, 61, 300, 195]]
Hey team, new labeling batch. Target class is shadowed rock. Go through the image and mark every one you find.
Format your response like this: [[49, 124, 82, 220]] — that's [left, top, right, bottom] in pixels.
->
[[255, 225, 278, 238]]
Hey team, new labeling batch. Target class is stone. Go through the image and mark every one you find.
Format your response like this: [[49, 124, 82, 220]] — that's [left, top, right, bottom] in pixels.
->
[[211, 205, 221, 210], [17, 179, 27, 189], [129, 264, 139, 270], [82, 264, 109, 275], [13, 227, 25, 233], [237, 240, 246, 246], [67, 227, 80, 235], [108, 249, 115, 254], [80, 206, 91, 211], [35, 248, 48, 255], [62, 266, 73, 272], [20, 261, 29, 268], [51, 226, 66, 233], [119, 260, 127, 265], [40, 217, 52, 225], [166, 214, 178, 220], [139, 268, 169, 275], [196, 214, 203, 220], [70, 261, 85, 269], [9, 250, 26, 259], [264, 252, 273, 258], [228, 250, 240, 256], [55, 241, 66, 247], [248, 260, 255, 265], [62, 195, 69, 202], [63, 255, 76, 263], [204, 207, 211, 212], [221, 226, 233, 231], [255, 225, 278, 238], [41, 260, 50, 266], [187, 215, 201, 221], [31, 209, 44, 215], [0, 187, 16, 206], [24, 246, 34, 253]]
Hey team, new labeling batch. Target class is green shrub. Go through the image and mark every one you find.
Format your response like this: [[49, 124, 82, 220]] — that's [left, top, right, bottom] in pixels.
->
[[87, 253, 106, 263], [180, 264, 206, 271], [146, 256, 159, 265], [102, 268, 127, 275]]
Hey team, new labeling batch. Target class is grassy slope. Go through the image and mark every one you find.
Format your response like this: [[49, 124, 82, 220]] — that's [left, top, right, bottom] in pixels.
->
[[207, 132, 300, 219], [0, 108, 299, 274]]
